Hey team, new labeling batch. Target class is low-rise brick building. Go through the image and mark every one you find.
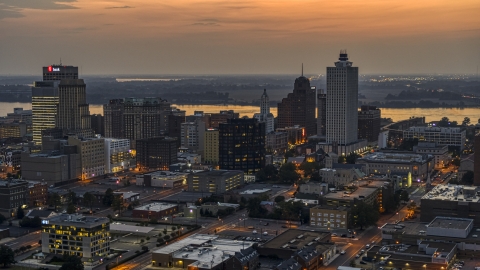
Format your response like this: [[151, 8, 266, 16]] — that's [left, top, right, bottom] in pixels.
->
[[132, 202, 178, 219]]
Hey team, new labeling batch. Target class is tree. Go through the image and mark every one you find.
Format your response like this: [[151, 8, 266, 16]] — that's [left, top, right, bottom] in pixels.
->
[[59, 254, 84, 270], [66, 191, 78, 205], [462, 117, 471, 126], [48, 193, 62, 211], [163, 235, 170, 241], [350, 260, 356, 267], [461, 171, 474, 185], [349, 201, 379, 230], [309, 173, 322, 182], [452, 157, 461, 167], [112, 195, 124, 213], [103, 188, 114, 206], [67, 203, 76, 214], [299, 162, 320, 177], [255, 164, 279, 182], [278, 163, 300, 183], [284, 149, 295, 159], [0, 214, 6, 224], [345, 153, 361, 164], [438, 117, 450, 127], [0, 245, 16, 267], [274, 196, 285, 203], [16, 207, 24, 219], [83, 192, 95, 211], [338, 155, 346, 163], [399, 190, 409, 203]]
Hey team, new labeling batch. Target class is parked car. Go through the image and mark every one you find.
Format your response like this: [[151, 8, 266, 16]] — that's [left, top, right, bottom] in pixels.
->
[[355, 254, 360, 258], [366, 244, 370, 248], [340, 250, 346, 255], [252, 230, 257, 234], [360, 261, 367, 265], [332, 233, 338, 236]]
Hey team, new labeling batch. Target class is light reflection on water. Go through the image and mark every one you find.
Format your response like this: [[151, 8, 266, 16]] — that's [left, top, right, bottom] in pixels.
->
[[0, 102, 478, 123]]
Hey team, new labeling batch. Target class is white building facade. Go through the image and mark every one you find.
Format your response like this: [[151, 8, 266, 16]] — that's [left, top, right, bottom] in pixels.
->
[[254, 89, 274, 135]]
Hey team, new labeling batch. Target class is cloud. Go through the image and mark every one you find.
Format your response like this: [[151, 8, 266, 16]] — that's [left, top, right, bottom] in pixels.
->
[[192, 18, 221, 26], [0, 0, 77, 10], [0, 0, 77, 20], [105, 6, 134, 9]]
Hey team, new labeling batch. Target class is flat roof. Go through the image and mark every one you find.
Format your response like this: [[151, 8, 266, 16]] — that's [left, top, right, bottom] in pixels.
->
[[193, 170, 243, 177], [359, 152, 427, 163], [47, 214, 109, 227], [428, 217, 473, 230], [110, 223, 154, 234], [261, 229, 330, 250], [239, 188, 271, 195], [422, 184, 480, 202], [113, 191, 139, 200], [323, 187, 377, 201], [134, 202, 177, 212], [154, 234, 256, 269]]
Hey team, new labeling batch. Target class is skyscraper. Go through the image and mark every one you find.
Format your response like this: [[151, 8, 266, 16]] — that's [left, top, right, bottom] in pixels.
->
[[104, 99, 125, 138], [277, 76, 316, 136], [32, 65, 79, 145], [56, 79, 94, 138], [326, 51, 359, 150], [317, 89, 327, 136], [123, 97, 171, 149], [254, 89, 274, 135], [219, 118, 265, 182], [358, 105, 381, 142]]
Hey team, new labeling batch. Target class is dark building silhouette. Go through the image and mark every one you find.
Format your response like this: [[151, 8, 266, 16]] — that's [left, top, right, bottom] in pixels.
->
[[317, 90, 327, 136], [277, 76, 316, 136], [210, 110, 239, 128], [136, 137, 177, 171], [219, 118, 266, 178], [103, 99, 125, 138], [56, 79, 94, 138], [168, 114, 185, 148], [358, 105, 381, 142], [475, 134, 480, 186], [91, 114, 104, 136]]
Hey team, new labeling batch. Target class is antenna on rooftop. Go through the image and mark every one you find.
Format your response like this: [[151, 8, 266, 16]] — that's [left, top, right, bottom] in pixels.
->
[[60, 57, 62, 65], [302, 63, 304, 76]]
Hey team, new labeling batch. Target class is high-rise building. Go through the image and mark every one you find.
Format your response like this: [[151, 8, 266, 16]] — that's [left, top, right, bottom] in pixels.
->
[[167, 113, 185, 148], [91, 114, 104, 136], [277, 76, 316, 136], [103, 99, 125, 138], [317, 90, 327, 136], [42, 65, 78, 81], [68, 136, 105, 180], [219, 118, 265, 181], [326, 51, 359, 149], [180, 119, 205, 153], [57, 79, 94, 138], [123, 97, 171, 149], [204, 128, 219, 164], [0, 180, 28, 217], [254, 89, 275, 135], [358, 105, 381, 142], [474, 134, 480, 186], [209, 110, 238, 128], [104, 138, 134, 174], [136, 137, 177, 171], [32, 64, 79, 145]]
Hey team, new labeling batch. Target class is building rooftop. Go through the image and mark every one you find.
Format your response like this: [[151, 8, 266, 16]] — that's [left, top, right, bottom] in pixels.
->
[[153, 234, 256, 269], [110, 223, 154, 234], [0, 179, 28, 187], [261, 229, 330, 250], [311, 205, 349, 211], [239, 188, 271, 195], [427, 216, 473, 230], [134, 202, 177, 212], [143, 171, 188, 178], [46, 214, 109, 227], [422, 184, 480, 202], [193, 170, 243, 177], [113, 191, 139, 200], [275, 257, 301, 270], [323, 186, 378, 201], [359, 152, 428, 164]]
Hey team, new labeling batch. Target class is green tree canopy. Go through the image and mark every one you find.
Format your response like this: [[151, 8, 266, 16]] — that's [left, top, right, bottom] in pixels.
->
[[278, 163, 300, 183], [299, 162, 320, 177], [83, 192, 95, 211], [103, 188, 114, 206], [59, 254, 84, 270], [48, 193, 62, 211], [0, 245, 16, 267], [349, 201, 379, 230], [112, 195, 124, 213], [0, 214, 6, 224], [16, 207, 24, 219], [461, 171, 474, 185], [255, 164, 279, 182], [274, 196, 285, 203], [345, 153, 361, 164], [67, 203, 76, 214]]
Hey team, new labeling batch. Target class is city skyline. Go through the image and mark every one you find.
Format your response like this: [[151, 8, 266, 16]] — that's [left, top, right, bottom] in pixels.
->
[[0, 0, 479, 76]]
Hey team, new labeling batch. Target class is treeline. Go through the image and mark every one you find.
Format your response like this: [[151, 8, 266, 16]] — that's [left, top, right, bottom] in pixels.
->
[[385, 89, 462, 100], [366, 100, 469, 108]]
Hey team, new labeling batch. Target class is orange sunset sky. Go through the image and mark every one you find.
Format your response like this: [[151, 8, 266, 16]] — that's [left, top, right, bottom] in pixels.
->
[[0, 0, 479, 75]]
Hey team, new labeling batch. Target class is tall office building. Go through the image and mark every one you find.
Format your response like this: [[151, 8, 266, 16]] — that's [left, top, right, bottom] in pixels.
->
[[56, 79, 94, 138], [254, 89, 275, 135], [326, 51, 359, 150], [219, 118, 265, 181], [277, 76, 316, 136], [204, 128, 219, 164], [474, 134, 480, 186], [32, 65, 78, 145], [317, 89, 327, 136], [91, 114, 104, 136], [358, 105, 381, 142], [104, 99, 125, 138], [180, 119, 206, 153], [124, 97, 171, 149], [136, 137, 178, 171]]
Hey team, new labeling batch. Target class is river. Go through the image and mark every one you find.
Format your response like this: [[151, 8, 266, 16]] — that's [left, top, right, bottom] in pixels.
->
[[1, 102, 479, 123]]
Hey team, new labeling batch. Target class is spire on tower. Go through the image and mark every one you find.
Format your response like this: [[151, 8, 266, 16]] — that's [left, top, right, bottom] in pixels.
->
[[302, 63, 303, 76]]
